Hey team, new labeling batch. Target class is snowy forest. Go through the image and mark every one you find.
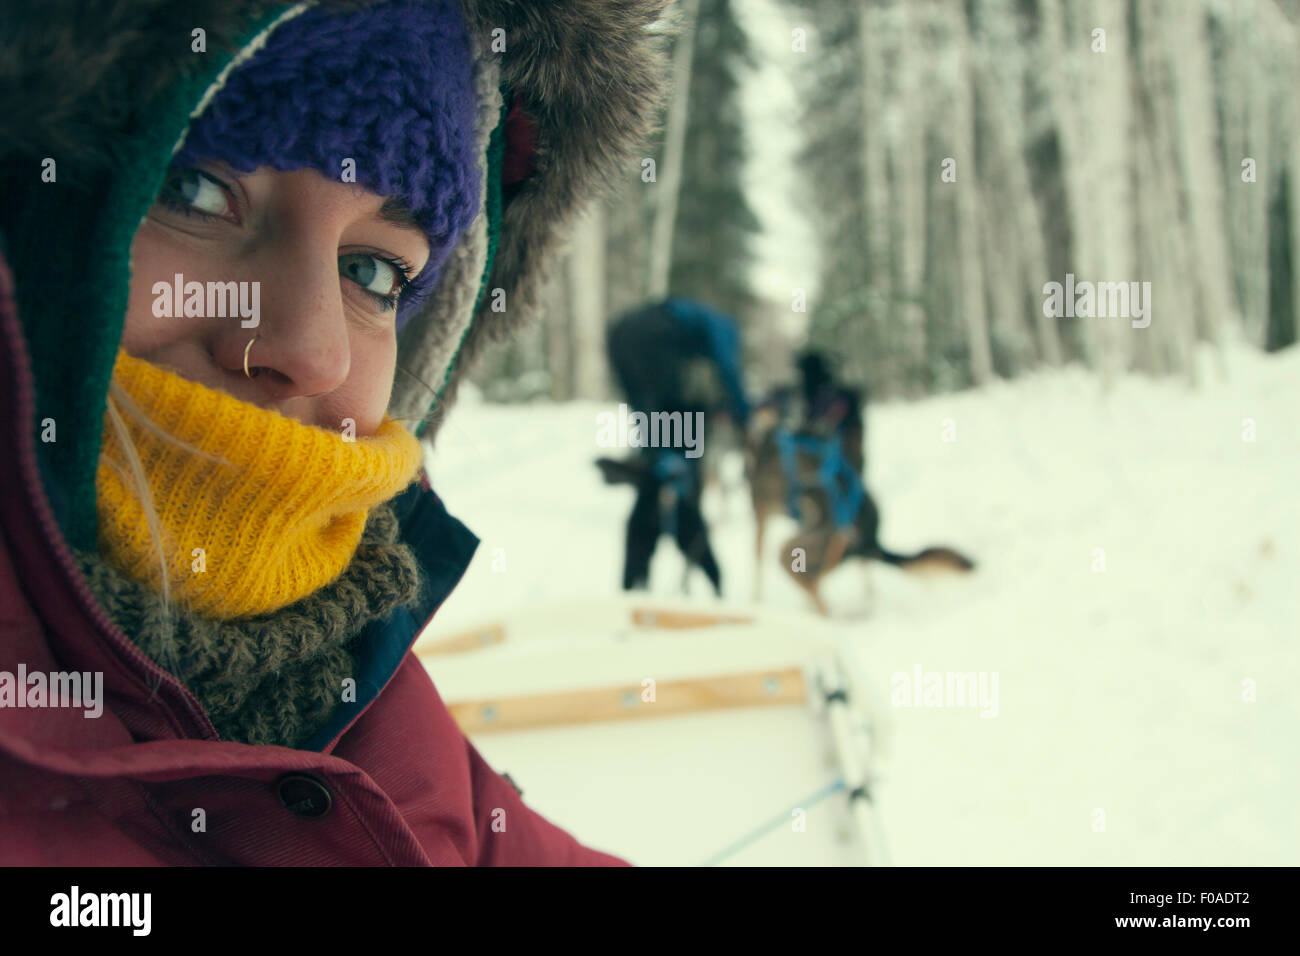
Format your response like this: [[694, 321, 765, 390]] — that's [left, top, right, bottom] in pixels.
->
[[427, 0, 1297, 866], [470, 0, 1300, 401], [4, 0, 1294, 880]]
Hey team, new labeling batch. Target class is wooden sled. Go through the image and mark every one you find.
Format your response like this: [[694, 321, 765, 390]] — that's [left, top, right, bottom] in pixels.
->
[[417, 595, 889, 866], [415, 598, 756, 658]]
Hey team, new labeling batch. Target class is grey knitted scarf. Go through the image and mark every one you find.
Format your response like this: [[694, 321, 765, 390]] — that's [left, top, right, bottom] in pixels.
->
[[74, 504, 424, 749]]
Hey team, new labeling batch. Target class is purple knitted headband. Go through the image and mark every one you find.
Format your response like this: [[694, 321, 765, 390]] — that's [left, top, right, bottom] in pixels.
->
[[176, 0, 482, 330]]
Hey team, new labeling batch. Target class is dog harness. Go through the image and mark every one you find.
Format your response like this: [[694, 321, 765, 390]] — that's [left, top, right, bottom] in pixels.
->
[[775, 429, 864, 530], [651, 449, 697, 538]]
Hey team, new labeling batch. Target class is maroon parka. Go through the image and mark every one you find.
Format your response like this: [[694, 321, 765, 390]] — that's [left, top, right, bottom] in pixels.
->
[[0, 0, 668, 867], [0, 253, 631, 866]]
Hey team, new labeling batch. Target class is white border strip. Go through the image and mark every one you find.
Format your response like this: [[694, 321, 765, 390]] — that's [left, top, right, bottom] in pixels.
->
[[168, 0, 318, 160]]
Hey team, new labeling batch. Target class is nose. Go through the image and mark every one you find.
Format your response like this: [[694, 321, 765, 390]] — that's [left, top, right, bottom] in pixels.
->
[[225, 241, 351, 403]]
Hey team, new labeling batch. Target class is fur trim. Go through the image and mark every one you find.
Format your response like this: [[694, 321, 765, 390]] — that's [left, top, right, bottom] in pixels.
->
[[423, 0, 670, 440], [0, 0, 291, 185], [389, 35, 501, 428]]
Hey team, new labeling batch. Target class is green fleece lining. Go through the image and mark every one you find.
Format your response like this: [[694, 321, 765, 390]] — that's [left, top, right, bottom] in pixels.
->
[[13, 6, 296, 552]]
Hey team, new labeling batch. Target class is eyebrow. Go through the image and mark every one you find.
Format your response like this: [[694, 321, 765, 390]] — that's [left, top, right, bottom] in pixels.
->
[[377, 197, 422, 231]]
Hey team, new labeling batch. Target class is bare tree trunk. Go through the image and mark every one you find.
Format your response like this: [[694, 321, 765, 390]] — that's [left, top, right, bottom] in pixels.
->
[[1167, 0, 1236, 380], [1132, 0, 1197, 383], [1088, 0, 1137, 390], [1038, 0, 1096, 369], [895, 0, 930, 378], [1214, 2, 1270, 347], [979, 190, 1022, 372], [1134, 119, 1195, 378], [1250, 0, 1300, 351], [1293, 55, 1300, 353], [567, 202, 608, 398], [542, 267, 572, 400], [974, 0, 1062, 366], [954, 2, 994, 386], [858, 0, 899, 389], [604, 174, 654, 318], [647, 0, 699, 299], [1263, 3, 1300, 349]]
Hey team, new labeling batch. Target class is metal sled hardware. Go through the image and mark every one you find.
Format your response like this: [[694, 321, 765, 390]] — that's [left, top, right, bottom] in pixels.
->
[[417, 595, 890, 865]]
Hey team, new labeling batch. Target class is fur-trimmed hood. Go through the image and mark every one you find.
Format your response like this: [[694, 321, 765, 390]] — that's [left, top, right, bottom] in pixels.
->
[[0, 0, 668, 551]]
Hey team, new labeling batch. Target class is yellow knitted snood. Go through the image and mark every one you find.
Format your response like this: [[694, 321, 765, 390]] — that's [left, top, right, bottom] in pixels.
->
[[95, 349, 423, 620]]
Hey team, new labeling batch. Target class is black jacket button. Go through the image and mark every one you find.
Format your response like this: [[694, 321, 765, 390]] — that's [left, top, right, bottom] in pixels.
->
[[276, 774, 333, 819]]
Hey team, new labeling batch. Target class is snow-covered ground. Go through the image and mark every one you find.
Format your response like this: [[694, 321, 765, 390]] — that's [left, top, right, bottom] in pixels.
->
[[420, 341, 1299, 866]]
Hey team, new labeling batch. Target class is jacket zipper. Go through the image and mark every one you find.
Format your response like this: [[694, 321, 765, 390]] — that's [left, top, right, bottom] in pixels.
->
[[4, 293, 219, 741]]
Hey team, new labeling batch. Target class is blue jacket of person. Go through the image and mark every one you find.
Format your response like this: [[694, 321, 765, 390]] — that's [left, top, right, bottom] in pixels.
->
[[662, 297, 751, 427]]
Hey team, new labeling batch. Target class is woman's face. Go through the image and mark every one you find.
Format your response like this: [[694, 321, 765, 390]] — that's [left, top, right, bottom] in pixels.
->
[[122, 163, 432, 436]]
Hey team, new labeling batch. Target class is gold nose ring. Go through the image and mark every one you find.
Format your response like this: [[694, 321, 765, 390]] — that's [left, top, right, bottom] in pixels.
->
[[244, 335, 259, 379]]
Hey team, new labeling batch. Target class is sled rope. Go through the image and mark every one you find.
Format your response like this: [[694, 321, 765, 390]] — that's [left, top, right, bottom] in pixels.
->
[[698, 777, 847, 867]]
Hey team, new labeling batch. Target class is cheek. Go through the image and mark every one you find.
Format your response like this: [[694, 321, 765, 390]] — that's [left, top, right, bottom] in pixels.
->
[[122, 226, 208, 354], [346, 333, 399, 434]]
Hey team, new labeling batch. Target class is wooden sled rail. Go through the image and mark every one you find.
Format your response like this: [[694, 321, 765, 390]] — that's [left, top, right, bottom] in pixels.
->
[[447, 666, 807, 734], [415, 623, 506, 658], [417, 606, 756, 658], [629, 607, 754, 629]]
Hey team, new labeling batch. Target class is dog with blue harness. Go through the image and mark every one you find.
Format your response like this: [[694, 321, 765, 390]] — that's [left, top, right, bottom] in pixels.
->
[[746, 351, 975, 616], [775, 430, 864, 532]]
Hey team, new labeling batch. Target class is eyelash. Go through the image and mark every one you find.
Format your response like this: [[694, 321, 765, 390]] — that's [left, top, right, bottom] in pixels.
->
[[156, 169, 417, 314], [370, 256, 416, 313]]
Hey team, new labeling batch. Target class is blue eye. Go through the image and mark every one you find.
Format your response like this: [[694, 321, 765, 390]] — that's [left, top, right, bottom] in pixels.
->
[[158, 167, 233, 218], [339, 253, 413, 312], [340, 254, 397, 294]]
